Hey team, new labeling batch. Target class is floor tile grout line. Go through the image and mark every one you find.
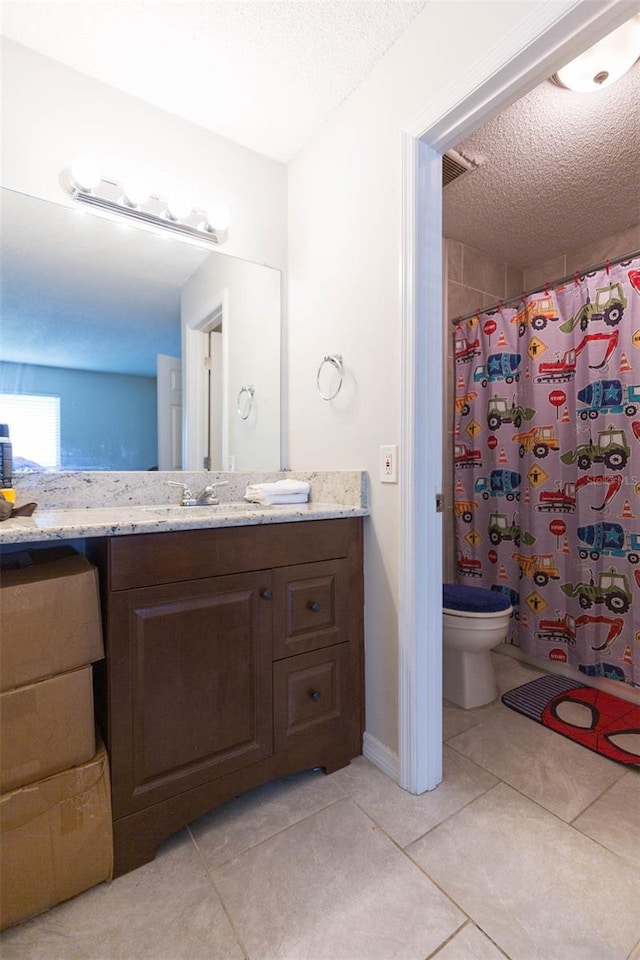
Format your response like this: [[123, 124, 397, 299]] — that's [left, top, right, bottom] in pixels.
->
[[442, 764, 640, 870], [445, 736, 628, 827], [342, 792, 490, 938], [195, 789, 474, 960], [186, 824, 251, 960], [424, 918, 474, 959], [425, 918, 513, 960], [569, 767, 630, 825], [188, 792, 348, 872], [626, 934, 640, 960], [394, 778, 500, 851]]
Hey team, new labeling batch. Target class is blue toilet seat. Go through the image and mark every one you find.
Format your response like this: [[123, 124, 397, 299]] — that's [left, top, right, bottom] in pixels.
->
[[443, 583, 511, 614]]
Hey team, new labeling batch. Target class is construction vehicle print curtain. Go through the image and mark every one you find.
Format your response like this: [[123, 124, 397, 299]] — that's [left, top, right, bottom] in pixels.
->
[[453, 255, 640, 688]]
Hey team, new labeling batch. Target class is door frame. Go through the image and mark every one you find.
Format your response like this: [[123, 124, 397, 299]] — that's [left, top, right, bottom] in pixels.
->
[[398, 0, 636, 793]]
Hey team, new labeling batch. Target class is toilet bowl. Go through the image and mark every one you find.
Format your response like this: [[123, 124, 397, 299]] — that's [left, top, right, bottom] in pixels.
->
[[443, 584, 512, 709]]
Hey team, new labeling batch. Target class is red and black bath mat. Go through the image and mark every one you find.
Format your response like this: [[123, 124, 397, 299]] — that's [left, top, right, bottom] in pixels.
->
[[502, 675, 640, 766]]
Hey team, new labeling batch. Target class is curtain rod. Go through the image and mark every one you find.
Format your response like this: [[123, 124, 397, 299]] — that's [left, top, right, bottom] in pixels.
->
[[451, 247, 640, 326]]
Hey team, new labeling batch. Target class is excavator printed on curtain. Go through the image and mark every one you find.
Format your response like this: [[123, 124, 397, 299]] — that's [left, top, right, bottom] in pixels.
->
[[453, 255, 640, 688]]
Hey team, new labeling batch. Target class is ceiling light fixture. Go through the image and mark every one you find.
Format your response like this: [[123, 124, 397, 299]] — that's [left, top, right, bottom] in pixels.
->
[[61, 162, 230, 245], [551, 14, 640, 92]]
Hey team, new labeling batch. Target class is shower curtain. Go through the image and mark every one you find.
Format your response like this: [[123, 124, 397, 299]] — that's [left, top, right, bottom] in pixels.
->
[[453, 255, 640, 688]]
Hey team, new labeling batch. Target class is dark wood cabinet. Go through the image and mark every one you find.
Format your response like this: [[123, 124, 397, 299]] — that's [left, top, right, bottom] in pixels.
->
[[89, 518, 363, 876]]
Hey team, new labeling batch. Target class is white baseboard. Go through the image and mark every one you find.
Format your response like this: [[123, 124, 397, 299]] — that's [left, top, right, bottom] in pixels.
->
[[362, 731, 400, 782]]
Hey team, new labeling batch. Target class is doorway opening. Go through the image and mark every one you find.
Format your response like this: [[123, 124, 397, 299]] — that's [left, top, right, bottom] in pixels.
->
[[399, 1, 635, 794]]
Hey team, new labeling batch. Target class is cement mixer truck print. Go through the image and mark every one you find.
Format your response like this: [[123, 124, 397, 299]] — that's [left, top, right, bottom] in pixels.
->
[[451, 253, 639, 689]]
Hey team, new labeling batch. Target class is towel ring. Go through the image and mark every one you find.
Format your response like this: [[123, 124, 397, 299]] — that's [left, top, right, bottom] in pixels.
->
[[237, 384, 255, 420], [316, 354, 343, 401]]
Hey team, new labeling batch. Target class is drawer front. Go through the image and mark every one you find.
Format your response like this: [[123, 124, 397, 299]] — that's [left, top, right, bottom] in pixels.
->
[[273, 644, 349, 753], [272, 560, 348, 660], [107, 519, 360, 591]]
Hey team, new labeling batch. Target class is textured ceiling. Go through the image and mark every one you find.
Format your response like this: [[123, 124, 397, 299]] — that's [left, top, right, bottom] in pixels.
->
[[3, 2, 638, 267], [443, 61, 640, 269], [0, 0, 427, 162]]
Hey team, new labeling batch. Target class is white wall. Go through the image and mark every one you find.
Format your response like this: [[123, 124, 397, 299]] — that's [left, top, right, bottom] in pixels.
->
[[181, 254, 281, 470], [287, 1, 549, 756], [1, 38, 287, 273]]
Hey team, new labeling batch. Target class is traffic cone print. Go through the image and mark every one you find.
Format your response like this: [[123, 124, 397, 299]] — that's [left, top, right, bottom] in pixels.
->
[[561, 406, 570, 423], [454, 421, 461, 437], [456, 478, 464, 494], [496, 331, 508, 348], [457, 373, 465, 390], [619, 352, 632, 373], [498, 564, 508, 581], [619, 499, 636, 520], [561, 536, 571, 555], [520, 613, 529, 630], [523, 487, 530, 504], [620, 645, 633, 665], [498, 447, 508, 464], [524, 366, 531, 380]]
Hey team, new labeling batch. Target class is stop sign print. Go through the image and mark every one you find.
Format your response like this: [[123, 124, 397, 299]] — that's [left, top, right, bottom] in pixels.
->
[[549, 518, 566, 547], [549, 389, 566, 420], [484, 318, 497, 341], [487, 435, 498, 450], [488, 549, 498, 564]]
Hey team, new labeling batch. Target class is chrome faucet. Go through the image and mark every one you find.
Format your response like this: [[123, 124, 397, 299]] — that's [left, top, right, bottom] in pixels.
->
[[166, 480, 229, 506]]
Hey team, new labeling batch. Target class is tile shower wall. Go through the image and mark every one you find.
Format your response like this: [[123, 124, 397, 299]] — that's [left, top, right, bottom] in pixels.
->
[[442, 241, 523, 581], [523, 224, 640, 291], [442, 225, 640, 583]]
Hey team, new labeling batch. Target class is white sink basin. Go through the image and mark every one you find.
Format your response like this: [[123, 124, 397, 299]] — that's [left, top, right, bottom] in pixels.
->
[[140, 502, 261, 518]]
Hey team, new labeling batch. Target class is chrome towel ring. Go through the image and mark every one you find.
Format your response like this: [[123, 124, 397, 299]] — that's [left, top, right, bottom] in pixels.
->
[[316, 354, 343, 401], [237, 384, 255, 420]]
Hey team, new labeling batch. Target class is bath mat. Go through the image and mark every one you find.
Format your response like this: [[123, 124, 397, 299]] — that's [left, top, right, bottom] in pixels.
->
[[502, 675, 640, 766]]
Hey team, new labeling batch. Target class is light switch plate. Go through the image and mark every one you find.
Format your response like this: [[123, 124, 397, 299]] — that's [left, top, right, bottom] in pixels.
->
[[380, 445, 398, 483]]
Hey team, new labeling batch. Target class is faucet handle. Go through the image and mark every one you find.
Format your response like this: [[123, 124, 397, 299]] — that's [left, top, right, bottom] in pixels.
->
[[166, 481, 196, 506], [195, 480, 229, 505]]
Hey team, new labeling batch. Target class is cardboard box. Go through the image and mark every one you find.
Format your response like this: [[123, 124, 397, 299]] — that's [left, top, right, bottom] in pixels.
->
[[0, 740, 113, 931], [0, 548, 104, 692], [0, 666, 96, 793]]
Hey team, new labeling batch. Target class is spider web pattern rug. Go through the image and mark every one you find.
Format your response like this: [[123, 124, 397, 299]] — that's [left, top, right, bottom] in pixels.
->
[[502, 675, 640, 766]]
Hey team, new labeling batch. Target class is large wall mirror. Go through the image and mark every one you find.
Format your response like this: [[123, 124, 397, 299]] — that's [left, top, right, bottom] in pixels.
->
[[0, 187, 281, 472]]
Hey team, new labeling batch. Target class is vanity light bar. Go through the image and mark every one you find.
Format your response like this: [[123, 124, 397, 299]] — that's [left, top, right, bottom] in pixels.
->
[[60, 169, 229, 246]]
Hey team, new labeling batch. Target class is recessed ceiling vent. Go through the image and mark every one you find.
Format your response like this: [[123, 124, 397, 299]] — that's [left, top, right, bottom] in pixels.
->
[[443, 149, 480, 188]]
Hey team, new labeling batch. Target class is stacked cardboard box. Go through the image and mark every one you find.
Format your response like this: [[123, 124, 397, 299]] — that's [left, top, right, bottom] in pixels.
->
[[0, 548, 113, 930]]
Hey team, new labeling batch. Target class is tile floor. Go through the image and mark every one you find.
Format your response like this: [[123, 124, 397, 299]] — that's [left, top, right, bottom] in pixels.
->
[[2, 653, 639, 960]]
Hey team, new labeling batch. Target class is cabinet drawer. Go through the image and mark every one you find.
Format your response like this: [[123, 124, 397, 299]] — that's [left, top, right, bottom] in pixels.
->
[[106, 519, 360, 591], [272, 560, 348, 660], [273, 644, 349, 752]]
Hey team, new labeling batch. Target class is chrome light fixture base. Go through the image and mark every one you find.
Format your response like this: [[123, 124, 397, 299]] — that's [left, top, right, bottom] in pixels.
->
[[60, 168, 228, 246]]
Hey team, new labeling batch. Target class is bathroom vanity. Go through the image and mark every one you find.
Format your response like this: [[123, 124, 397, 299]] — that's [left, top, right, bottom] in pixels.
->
[[88, 517, 363, 875], [1, 472, 366, 877]]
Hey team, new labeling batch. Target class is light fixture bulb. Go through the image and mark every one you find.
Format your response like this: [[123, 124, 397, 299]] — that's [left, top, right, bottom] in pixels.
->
[[122, 177, 149, 208], [166, 195, 192, 221], [205, 202, 231, 233], [70, 157, 100, 191], [553, 15, 640, 92]]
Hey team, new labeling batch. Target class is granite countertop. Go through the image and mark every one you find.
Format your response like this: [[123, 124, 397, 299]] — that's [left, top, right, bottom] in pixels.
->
[[0, 501, 368, 544], [0, 470, 369, 544]]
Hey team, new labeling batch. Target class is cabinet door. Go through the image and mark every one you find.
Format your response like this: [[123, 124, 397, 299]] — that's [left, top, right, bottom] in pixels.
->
[[109, 572, 272, 817], [272, 560, 348, 660]]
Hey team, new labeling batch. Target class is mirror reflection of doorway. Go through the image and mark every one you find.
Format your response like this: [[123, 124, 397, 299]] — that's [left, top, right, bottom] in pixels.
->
[[156, 354, 182, 471], [183, 292, 226, 471]]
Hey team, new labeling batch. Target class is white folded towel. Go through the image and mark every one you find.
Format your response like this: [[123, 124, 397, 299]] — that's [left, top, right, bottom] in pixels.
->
[[244, 479, 310, 505]]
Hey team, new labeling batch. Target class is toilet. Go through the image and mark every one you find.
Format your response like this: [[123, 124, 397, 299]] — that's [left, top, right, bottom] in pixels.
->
[[443, 583, 512, 709]]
